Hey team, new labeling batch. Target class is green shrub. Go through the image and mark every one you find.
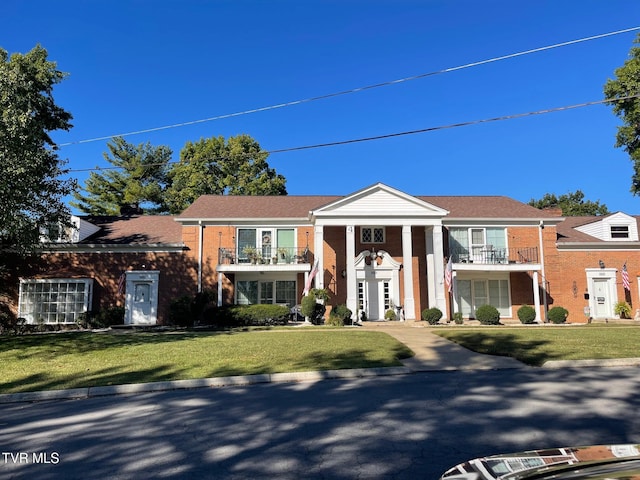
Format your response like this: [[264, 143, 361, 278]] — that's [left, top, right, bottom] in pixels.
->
[[301, 295, 326, 325], [385, 309, 397, 320], [475, 304, 500, 325], [517, 305, 537, 324], [421, 307, 443, 325], [614, 301, 632, 319], [452, 312, 464, 325], [202, 304, 289, 327], [169, 295, 195, 327], [333, 304, 353, 325], [80, 306, 125, 328], [325, 313, 344, 327], [548, 306, 568, 324]]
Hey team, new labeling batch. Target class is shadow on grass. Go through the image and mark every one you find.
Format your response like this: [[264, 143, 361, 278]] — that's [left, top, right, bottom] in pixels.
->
[[435, 331, 560, 366], [2, 364, 193, 394]]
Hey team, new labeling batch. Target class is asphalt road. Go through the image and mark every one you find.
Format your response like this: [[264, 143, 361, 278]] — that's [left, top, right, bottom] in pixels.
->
[[2, 367, 640, 479]]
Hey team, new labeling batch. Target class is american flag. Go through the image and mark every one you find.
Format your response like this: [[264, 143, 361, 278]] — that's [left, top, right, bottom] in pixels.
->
[[622, 263, 631, 291], [117, 272, 126, 295], [445, 256, 453, 293], [303, 259, 319, 296]]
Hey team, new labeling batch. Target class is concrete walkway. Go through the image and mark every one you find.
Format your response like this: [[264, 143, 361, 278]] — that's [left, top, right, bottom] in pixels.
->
[[360, 321, 527, 371]]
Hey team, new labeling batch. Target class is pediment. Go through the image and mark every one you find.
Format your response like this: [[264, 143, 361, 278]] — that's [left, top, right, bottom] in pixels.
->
[[311, 183, 448, 220]]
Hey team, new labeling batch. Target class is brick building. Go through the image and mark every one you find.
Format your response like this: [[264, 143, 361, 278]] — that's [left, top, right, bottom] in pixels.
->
[[7, 183, 639, 326]]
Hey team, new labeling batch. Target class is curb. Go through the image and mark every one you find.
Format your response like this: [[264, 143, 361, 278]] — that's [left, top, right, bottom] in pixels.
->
[[0, 366, 411, 405], [542, 358, 640, 369]]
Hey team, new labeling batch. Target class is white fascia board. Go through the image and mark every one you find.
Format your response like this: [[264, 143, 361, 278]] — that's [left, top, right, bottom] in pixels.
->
[[444, 218, 564, 227], [314, 216, 443, 227], [41, 243, 187, 254], [557, 242, 640, 251], [177, 217, 310, 226]]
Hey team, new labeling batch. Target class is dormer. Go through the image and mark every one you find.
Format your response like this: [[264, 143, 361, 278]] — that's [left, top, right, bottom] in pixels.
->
[[575, 212, 639, 242], [40, 216, 101, 243]]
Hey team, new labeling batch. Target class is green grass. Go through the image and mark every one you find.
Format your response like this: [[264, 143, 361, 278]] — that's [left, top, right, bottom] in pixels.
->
[[0, 329, 413, 394], [432, 325, 640, 366]]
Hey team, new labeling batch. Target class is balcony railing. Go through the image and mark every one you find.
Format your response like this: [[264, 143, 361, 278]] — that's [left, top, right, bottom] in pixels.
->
[[218, 247, 310, 265], [449, 246, 538, 265]]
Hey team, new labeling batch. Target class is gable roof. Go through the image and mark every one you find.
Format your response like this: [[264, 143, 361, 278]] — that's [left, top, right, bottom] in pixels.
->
[[78, 215, 183, 245], [177, 192, 557, 221], [420, 196, 560, 219], [178, 195, 340, 221]]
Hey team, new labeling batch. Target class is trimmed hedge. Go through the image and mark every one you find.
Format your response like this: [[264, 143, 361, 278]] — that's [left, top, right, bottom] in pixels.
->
[[548, 306, 568, 324], [421, 307, 443, 325], [475, 304, 500, 325], [517, 305, 537, 324], [202, 304, 290, 327]]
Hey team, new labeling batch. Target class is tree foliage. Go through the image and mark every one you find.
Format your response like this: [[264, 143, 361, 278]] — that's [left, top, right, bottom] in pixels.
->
[[165, 134, 287, 214], [528, 190, 609, 216], [0, 45, 75, 257], [604, 33, 640, 195], [71, 136, 172, 215]]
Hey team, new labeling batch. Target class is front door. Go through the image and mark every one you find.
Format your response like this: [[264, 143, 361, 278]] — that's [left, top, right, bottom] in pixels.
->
[[593, 278, 612, 318], [125, 271, 159, 325], [366, 280, 382, 320]]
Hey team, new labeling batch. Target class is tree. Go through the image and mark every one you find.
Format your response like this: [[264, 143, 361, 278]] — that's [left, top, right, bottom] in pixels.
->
[[604, 33, 640, 195], [528, 190, 609, 216], [0, 45, 75, 257], [72, 136, 172, 215], [165, 134, 287, 214]]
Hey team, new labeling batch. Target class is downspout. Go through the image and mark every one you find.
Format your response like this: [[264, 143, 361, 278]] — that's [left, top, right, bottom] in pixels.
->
[[538, 220, 548, 322], [198, 221, 204, 293]]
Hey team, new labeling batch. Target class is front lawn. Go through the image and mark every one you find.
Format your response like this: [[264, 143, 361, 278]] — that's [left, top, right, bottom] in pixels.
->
[[433, 325, 640, 366], [0, 329, 413, 394]]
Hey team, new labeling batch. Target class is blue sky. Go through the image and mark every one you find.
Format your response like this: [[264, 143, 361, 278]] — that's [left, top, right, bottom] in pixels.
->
[[4, 1, 640, 213]]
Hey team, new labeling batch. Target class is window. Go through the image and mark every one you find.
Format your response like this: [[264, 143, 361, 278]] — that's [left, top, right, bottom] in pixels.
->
[[19, 279, 93, 324], [383, 282, 391, 310], [237, 228, 296, 261], [456, 278, 511, 317], [236, 279, 297, 306], [611, 225, 629, 239], [361, 227, 385, 243], [448, 227, 506, 262]]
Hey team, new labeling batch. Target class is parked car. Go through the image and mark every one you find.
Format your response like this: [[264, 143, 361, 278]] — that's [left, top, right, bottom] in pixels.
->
[[440, 444, 640, 479]]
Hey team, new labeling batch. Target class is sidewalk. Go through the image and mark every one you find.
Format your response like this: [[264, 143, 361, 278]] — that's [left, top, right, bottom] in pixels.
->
[[359, 321, 527, 371]]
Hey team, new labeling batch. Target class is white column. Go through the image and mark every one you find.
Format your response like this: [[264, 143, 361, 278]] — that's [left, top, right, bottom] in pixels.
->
[[432, 224, 447, 315], [314, 225, 324, 289], [217, 272, 223, 307], [346, 225, 357, 320], [533, 271, 542, 322], [425, 226, 436, 307], [402, 225, 416, 320]]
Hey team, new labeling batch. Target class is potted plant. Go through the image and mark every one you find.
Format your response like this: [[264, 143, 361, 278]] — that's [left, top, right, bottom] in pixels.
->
[[242, 246, 259, 264], [277, 247, 288, 263], [614, 301, 632, 319]]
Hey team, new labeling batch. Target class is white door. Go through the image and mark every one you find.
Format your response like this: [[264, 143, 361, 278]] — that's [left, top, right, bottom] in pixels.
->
[[125, 271, 159, 325], [593, 278, 612, 318], [132, 282, 153, 324]]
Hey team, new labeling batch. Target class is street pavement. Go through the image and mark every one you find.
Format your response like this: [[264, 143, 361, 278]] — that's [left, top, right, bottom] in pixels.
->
[[2, 322, 640, 479]]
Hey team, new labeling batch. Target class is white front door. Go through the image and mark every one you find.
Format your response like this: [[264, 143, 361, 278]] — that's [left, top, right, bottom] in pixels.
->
[[125, 271, 159, 325], [593, 278, 612, 319]]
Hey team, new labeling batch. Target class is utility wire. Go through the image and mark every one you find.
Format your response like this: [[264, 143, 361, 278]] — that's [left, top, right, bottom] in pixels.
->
[[66, 94, 639, 173], [58, 26, 640, 148]]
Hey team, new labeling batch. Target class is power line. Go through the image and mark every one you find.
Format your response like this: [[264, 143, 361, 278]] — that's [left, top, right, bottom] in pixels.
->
[[58, 26, 640, 148], [66, 95, 639, 173]]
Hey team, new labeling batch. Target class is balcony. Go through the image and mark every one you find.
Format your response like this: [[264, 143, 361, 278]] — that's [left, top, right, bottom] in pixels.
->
[[217, 247, 311, 273], [450, 246, 538, 265]]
